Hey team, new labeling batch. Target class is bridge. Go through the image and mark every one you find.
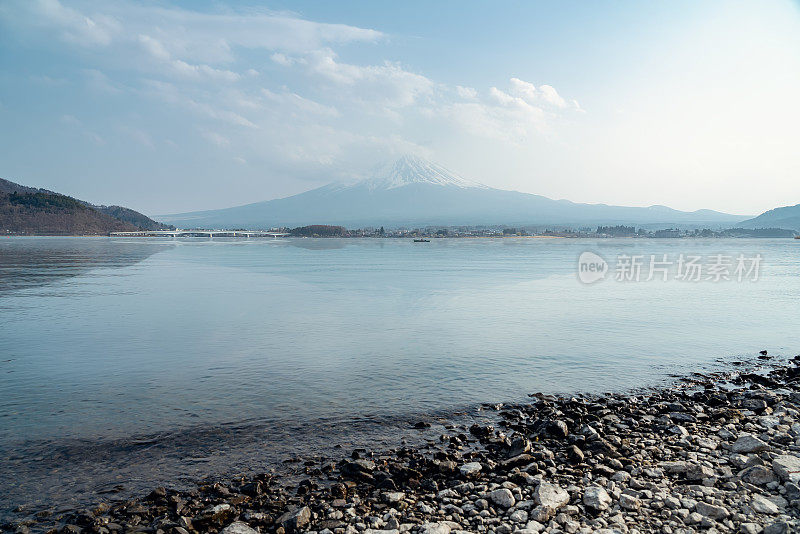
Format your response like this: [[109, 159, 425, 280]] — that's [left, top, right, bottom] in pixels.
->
[[110, 229, 290, 238]]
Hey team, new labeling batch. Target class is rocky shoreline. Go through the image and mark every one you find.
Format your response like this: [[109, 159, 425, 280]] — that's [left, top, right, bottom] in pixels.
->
[[6, 355, 800, 534]]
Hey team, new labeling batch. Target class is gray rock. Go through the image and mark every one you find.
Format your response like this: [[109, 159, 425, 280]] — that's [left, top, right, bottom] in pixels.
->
[[763, 521, 790, 534], [278, 506, 311, 532], [418, 523, 451, 534], [619, 494, 640, 511], [508, 437, 531, 457], [459, 462, 482, 477], [611, 470, 631, 483], [583, 486, 612, 511], [670, 425, 689, 437], [741, 465, 777, 485], [695, 501, 729, 520], [686, 463, 714, 480], [739, 524, 762, 534], [509, 509, 528, 523], [771, 454, 800, 483], [383, 492, 405, 503], [533, 482, 569, 510], [528, 505, 555, 523], [750, 495, 779, 515], [732, 434, 769, 454], [661, 461, 688, 474], [523, 520, 545, 532], [547, 420, 568, 438], [686, 511, 703, 524], [220, 523, 259, 534], [696, 437, 718, 450], [490, 488, 516, 509]]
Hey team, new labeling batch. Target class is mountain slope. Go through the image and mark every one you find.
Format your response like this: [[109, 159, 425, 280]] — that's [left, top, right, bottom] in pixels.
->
[[91, 205, 172, 231], [161, 156, 745, 229], [738, 204, 800, 231], [0, 177, 172, 235]]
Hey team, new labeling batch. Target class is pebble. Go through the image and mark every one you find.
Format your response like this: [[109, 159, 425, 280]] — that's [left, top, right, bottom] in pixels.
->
[[11, 357, 800, 534], [489, 488, 516, 509], [459, 462, 482, 477], [220, 521, 259, 534], [732, 434, 770, 454], [583, 486, 612, 511]]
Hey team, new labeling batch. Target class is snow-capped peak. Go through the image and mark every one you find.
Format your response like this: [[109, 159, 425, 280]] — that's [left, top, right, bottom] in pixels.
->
[[356, 155, 488, 190]]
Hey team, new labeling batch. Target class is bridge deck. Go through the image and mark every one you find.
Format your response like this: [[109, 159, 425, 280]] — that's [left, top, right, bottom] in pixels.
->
[[110, 230, 289, 238]]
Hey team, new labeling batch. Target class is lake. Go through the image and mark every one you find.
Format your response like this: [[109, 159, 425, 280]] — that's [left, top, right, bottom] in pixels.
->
[[1, 236, 799, 517]]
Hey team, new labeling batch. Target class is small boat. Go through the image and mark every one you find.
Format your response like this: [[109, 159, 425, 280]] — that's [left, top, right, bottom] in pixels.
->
[[795, 235, 800, 239], [413, 238, 430, 242]]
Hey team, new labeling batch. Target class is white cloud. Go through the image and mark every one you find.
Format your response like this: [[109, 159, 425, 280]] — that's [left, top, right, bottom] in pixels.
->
[[509, 77, 573, 109], [83, 69, 123, 94], [271, 53, 296, 66], [138, 34, 240, 82], [120, 126, 154, 147], [139, 80, 257, 129], [26, 0, 120, 46], [60, 114, 81, 126], [1, 0, 581, 192], [303, 49, 434, 108], [1, 0, 382, 81], [538, 84, 567, 108], [261, 89, 340, 118], [456, 86, 478, 99], [202, 131, 230, 147], [60, 113, 105, 144]]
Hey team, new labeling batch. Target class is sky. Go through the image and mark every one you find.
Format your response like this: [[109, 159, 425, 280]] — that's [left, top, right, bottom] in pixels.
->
[[0, 0, 799, 216]]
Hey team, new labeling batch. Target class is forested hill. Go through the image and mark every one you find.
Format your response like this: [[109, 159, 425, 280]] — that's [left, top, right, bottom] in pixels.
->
[[0, 177, 172, 235]]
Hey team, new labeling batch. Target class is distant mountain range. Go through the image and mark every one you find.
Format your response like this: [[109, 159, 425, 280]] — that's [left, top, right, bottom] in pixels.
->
[[738, 204, 800, 231], [161, 155, 748, 229], [0, 178, 172, 235]]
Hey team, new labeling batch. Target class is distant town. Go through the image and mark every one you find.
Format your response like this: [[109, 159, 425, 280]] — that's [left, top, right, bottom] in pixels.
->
[[270, 224, 799, 239]]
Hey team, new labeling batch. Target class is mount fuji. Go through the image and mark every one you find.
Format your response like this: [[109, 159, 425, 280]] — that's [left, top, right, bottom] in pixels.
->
[[160, 156, 743, 229]]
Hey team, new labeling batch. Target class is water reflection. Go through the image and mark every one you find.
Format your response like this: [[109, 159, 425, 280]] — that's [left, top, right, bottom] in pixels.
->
[[0, 238, 173, 295]]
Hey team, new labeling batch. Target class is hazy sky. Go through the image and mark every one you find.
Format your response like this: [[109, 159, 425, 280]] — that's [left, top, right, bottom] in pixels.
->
[[1, 0, 798, 216]]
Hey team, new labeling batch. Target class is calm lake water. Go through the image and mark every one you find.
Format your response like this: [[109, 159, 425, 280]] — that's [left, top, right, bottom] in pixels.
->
[[1, 236, 799, 517]]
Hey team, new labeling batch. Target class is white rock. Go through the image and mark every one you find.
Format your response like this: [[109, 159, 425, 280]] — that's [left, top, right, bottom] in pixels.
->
[[583, 486, 612, 511], [418, 523, 450, 534], [532, 482, 569, 510], [221, 522, 259, 534], [522, 520, 545, 533], [739, 523, 762, 534], [459, 462, 482, 477], [771, 454, 800, 483], [509, 509, 528, 523], [210, 504, 232, 514], [384, 492, 405, 503]]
